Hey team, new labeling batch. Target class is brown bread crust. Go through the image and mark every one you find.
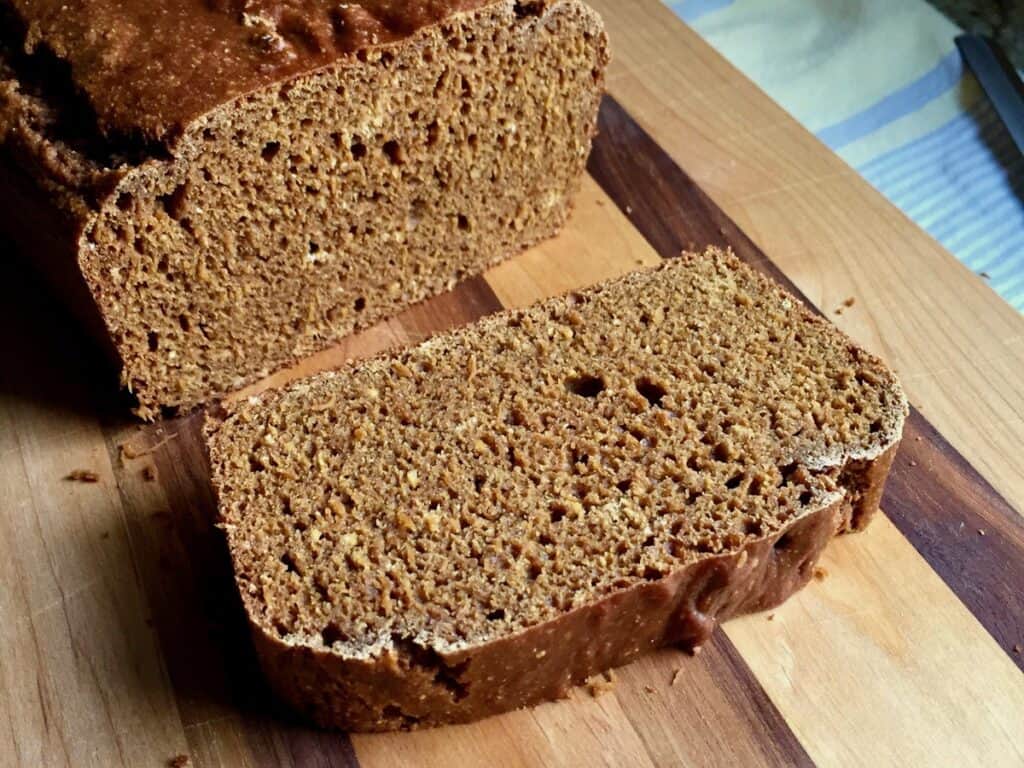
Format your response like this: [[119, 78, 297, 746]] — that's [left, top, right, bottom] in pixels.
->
[[249, 444, 897, 731], [5, 0, 499, 142]]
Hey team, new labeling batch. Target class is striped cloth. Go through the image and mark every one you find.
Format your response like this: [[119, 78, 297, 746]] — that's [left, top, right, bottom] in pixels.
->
[[667, 0, 1024, 312]]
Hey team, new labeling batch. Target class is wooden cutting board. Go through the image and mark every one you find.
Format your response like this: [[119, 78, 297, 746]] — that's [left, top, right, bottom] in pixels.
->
[[2, 2, 1023, 766]]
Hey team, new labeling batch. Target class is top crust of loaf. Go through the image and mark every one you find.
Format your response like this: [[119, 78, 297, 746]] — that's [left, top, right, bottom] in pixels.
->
[[206, 248, 908, 666], [0, 0, 524, 142]]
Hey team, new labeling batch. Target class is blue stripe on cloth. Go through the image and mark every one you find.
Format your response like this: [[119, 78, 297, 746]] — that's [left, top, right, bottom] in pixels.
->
[[861, 108, 1000, 195], [859, 99, 1024, 312], [816, 51, 964, 150], [671, 0, 736, 24]]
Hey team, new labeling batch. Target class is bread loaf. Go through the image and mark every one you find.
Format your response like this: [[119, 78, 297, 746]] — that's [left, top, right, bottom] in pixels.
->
[[0, 0, 608, 418], [205, 248, 908, 731]]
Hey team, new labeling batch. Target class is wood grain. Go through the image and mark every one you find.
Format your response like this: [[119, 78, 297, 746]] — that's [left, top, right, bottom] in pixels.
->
[[0, 258, 187, 767]]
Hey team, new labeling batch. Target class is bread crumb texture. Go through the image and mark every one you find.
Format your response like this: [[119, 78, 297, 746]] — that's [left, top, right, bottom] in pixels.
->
[[209, 249, 906, 666], [0, 1, 607, 417], [586, 669, 616, 697]]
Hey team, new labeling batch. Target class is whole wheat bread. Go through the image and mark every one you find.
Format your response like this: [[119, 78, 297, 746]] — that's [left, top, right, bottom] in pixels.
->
[[205, 248, 907, 730], [0, 0, 607, 417]]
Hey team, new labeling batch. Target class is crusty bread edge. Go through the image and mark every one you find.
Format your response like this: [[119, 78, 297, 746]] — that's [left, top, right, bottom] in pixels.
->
[[235, 441, 898, 732]]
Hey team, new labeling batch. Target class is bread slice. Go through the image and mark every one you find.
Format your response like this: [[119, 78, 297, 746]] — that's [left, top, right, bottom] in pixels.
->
[[206, 248, 907, 731], [0, 0, 607, 418]]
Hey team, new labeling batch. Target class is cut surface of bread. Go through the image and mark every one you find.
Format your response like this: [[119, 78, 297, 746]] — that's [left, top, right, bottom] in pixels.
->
[[206, 248, 908, 730], [0, 0, 607, 417]]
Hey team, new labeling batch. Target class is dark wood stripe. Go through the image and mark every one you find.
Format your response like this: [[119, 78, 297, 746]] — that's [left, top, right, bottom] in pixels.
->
[[589, 95, 1024, 670], [612, 635, 814, 767], [708, 634, 816, 767], [393, 273, 505, 337]]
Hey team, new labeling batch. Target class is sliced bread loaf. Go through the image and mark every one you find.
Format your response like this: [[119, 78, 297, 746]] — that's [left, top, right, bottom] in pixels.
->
[[0, 0, 607, 417], [205, 248, 907, 731]]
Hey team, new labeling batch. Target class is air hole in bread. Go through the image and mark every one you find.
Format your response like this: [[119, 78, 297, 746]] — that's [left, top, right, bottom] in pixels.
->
[[321, 622, 346, 647], [383, 140, 405, 165], [635, 377, 666, 408], [280, 551, 299, 574], [158, 183, 189, 220], [642, 566, 663, 581], [425, 119, 441, 146], [261, 141, 281, 161], [565, 374, 604, 398]]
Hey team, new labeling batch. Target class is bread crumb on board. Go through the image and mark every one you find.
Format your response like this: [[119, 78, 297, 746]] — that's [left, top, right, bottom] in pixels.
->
[[834, 297, 856, 315], [586, 669, 617, 697], [813, 565, 828, 581], [767, 613, 775, 621], [168, 755, 191, 768], [142, 464, 158, 482], [643, 684, 656, 694], [120, 432, 179, 463], [671, 668, 684, 687], [65, 469, 99, 483]]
